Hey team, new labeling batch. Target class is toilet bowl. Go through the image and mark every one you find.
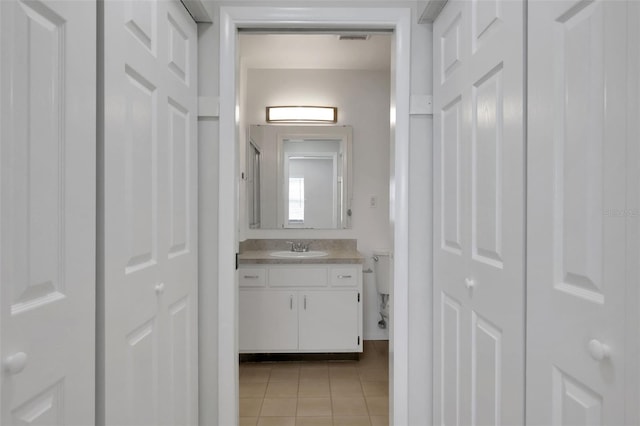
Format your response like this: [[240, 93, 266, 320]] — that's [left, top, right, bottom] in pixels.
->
[[373, 250, 392, 328]]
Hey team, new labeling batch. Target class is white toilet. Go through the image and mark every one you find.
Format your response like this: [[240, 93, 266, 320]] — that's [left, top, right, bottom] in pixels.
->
[[373, 250, 392, 329]]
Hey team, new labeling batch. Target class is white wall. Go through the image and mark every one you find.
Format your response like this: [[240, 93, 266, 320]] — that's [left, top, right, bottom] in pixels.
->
[[242, 67, 392, 339]]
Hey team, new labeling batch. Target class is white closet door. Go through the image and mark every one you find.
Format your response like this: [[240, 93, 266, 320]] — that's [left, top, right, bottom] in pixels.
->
[[527, 1, 637, 424], [433, 0, 525, 424], [102, 0, 198, 424], [0, 0, 96, 424]]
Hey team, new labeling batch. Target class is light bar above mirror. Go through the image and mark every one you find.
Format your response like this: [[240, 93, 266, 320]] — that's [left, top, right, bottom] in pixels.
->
[[266, 106, 338, 123]]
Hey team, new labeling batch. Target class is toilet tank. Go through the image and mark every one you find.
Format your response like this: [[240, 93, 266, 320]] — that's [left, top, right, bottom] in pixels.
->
[[373, 250, 392, 295]]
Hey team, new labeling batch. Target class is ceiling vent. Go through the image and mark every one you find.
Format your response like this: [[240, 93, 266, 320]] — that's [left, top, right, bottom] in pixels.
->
[[338, 34, 370, 41]]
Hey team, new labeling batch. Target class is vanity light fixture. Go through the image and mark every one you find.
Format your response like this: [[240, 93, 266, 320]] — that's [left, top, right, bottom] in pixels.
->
[[266, 106, 338, 124]]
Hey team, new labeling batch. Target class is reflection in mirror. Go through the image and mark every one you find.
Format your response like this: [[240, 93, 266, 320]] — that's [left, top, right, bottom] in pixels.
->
[[247, 125, 352, 229], [247, 140, 261, 228], [284, 147, 338, 228]]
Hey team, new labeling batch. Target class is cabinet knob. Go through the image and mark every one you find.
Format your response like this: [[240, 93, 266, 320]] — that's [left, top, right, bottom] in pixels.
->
[[4, 352, 28, 375], [588, 339, 611, 361]]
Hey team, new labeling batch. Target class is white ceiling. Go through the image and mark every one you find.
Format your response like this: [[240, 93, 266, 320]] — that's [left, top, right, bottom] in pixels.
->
[[239, 33, 392, 71]]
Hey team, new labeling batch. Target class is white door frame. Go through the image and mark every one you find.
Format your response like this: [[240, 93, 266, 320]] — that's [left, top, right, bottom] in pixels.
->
[[218, 6, 411, 425]]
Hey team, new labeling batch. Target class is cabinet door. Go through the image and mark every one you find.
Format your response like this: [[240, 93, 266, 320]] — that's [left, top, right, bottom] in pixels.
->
[[239, 290, 298, 352], [299, 291, 359, 352]]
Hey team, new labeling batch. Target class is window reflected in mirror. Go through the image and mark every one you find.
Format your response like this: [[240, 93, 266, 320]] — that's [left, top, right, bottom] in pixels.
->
[[288, 176, 305, 224]]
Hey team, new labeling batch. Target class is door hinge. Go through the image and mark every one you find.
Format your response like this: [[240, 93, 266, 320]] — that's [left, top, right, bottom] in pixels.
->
[[357, 293, 360, 302], [358, 336, 360, 345]]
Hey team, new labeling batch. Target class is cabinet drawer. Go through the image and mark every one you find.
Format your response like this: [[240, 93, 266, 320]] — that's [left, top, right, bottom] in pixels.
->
[[330, 267, 360, 287], [239, 268, 266, 287], [269, 267, 328, 287]]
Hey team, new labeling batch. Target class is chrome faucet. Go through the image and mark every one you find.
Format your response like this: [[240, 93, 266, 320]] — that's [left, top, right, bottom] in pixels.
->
[[286, 241, 309, 252]]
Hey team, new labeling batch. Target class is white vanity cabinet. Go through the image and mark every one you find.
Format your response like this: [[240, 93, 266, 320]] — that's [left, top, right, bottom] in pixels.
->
[[298, 290, 360, 351], [239, 264, 363, 353], [239, 290, 298, 351]]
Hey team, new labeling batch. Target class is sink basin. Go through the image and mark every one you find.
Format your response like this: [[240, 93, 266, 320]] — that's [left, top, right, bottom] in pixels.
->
[[269, 250, 329, 258]]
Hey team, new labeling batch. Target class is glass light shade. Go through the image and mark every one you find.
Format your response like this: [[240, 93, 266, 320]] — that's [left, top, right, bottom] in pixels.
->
[[266, 106, 337, 123]]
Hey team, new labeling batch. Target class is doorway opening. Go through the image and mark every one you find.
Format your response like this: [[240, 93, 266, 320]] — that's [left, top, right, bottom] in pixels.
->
[[215, 7, 412, 425], [237, 30, 393, 424]]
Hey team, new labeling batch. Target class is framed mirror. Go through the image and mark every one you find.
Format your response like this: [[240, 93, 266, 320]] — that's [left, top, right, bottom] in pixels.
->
[[247, 125, 353, 229]]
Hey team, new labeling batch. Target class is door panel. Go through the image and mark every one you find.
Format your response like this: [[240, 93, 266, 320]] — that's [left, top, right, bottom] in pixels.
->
[[434, 0, 525, 424], [1, 0, 96, 423], [471, 64, 502, 268], [123, 66, 157, 272], [441, 96, 463, 255], [552, 368, 603, 425], [471, 0, 501, 53], [557, 0, 606, 304], [298, 291, 359, 351], [471, 312, 501, 426], [168, 100, 190, 257], [440, 294, 462, 426], [527, 1, 633, 424], [102, 0, 197, 424], [239, 290, 298, 352], [168, 297, 191, 425], [126, 321, 159, 426], [11, 380, 65, 425]]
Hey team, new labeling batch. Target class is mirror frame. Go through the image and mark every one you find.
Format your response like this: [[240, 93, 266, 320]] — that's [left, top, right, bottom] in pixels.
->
[[247, 125, 353, 230]]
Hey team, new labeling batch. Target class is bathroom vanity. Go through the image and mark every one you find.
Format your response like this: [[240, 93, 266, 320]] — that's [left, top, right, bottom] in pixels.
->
[[238, 240, 363, 353]]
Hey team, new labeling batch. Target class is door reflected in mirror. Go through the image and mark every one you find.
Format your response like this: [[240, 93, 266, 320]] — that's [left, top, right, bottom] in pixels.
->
[[247, 125, 352, 229]]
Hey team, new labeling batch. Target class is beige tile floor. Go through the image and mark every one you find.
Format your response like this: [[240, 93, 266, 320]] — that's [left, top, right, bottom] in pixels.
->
[[239, 340, 390, 426]]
